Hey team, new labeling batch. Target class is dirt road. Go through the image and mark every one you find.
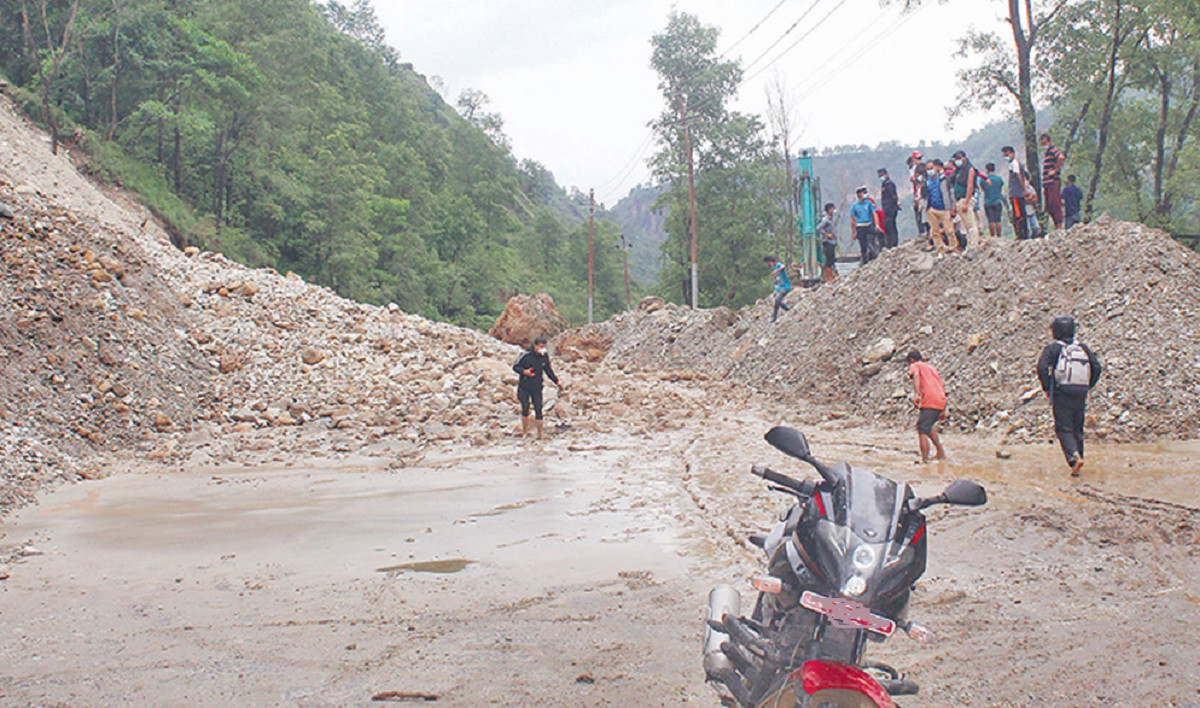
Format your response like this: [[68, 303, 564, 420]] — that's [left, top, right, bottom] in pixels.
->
[[3, 397, 1199, 706]]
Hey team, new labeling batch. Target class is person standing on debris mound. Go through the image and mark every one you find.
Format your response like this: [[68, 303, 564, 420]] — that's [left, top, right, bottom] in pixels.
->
[[850, 186, 879, 266], [817, 203, 839, 283], [951, 150, 981, 248], [878, 168, 900, 249], [764, 255, 792, 322], [1037, 316, 1102, 476], [923, 160, 957, 255], [907, 350, 947, 464], [513, 337, 564, 440]]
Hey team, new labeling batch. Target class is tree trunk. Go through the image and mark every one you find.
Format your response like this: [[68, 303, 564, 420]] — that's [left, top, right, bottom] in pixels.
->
[[36, 0, 81, 156], [1008, 0, 1041, 195], [1085, 0, 1125, 220], [1151, 66, 1170, 221], [1063, 97, 1093, 157], [1159, 60, 1200, 221], [107, 0, 122, 140]]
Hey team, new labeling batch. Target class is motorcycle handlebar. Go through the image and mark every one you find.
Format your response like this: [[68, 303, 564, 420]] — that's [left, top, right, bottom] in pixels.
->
[[750, 464, 809, 494]]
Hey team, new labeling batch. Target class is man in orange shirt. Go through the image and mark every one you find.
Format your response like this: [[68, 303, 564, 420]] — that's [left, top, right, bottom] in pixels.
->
[[907, 350, 947, 463]]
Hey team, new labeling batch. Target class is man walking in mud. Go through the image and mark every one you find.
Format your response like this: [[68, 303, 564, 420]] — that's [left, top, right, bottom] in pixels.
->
[[907, 350, 947, 464], [1038, 316, 1102, 476], [513, 336, 564, 440]]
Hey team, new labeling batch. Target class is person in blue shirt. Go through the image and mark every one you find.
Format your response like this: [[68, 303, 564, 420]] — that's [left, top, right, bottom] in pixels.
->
[[849, 186, 879, 266], [923, 160, 957, 254], [1062, 174, 1084, 228], [982, 163, 1005, 239], [764, 255, 792, 323]]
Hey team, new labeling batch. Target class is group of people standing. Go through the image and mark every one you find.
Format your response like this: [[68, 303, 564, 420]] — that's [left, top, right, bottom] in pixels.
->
[[826, 135, 1086, 267], [904, 134, 1083, 254]]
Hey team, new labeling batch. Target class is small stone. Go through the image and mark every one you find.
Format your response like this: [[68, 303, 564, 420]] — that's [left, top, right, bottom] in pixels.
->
[[154, 413, 173, 431], [90, 268, 114, 283], [219, 354, 242, 374], [996, 448, 1013, 460], [183, 246, 200, 257], [300, 347, 326, 365]]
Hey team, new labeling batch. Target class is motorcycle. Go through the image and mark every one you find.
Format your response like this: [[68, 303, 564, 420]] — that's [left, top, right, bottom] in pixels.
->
[[703, 427, 987, 707]]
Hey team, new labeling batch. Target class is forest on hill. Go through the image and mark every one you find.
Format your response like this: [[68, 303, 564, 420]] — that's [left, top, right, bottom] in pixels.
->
[[0, 0, 630, 330]]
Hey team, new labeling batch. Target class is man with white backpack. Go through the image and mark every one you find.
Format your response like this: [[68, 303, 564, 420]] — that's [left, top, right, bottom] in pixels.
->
[[1037, 316, 1103, 476]]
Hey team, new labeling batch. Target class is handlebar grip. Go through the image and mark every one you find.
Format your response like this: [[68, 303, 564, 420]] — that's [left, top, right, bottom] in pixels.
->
[[751, 465, 806, 492]]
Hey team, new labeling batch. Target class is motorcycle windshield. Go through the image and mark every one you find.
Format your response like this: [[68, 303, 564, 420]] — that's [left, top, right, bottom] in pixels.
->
[[844, 466, 904, 542]]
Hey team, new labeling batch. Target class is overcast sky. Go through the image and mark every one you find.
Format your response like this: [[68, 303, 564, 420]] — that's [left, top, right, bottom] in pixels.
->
[[377, 0, 1004, 205]]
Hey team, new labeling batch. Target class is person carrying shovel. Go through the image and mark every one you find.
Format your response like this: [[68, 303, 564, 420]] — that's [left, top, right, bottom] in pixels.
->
[[513, 336, 564, 440]]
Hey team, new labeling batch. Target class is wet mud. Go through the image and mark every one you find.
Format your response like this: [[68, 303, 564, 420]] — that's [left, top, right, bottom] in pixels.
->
[[2, 407, 1199, 705]]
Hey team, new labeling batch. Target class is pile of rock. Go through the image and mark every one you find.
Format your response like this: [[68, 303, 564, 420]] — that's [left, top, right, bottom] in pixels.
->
[[575, 219, 1200, 442]]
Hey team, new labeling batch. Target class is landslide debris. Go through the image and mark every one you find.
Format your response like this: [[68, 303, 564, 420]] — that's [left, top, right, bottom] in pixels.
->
[[0, 95, 727, 513], [578, 220, 1200, 442]]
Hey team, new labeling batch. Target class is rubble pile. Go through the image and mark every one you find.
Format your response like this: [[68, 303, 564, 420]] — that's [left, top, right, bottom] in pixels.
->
[[0, 180, 208, 508], [586, 219, 1200, 442]]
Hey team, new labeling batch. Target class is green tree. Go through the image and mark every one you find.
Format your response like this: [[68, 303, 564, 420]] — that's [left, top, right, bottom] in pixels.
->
[[649, 12, 775, 310]]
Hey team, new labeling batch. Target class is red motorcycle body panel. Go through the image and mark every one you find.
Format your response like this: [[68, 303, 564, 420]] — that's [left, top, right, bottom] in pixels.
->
[[796, 660, 895, 708]]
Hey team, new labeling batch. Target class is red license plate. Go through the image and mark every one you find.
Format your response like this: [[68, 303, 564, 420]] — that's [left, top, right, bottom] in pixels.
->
[[800, 591, 896, 637]]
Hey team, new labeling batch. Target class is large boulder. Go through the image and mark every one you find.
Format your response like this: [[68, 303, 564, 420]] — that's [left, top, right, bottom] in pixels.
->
[[489, 293, 568, 347], [553, 326, 614, 363]]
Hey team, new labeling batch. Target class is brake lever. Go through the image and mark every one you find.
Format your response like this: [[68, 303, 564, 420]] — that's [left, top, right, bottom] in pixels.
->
[[767, 484, 805, 499]]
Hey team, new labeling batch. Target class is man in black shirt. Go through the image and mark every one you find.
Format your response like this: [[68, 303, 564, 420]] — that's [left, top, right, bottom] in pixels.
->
[[878, 168, 900, 249], [513, 336, 565, 439], [1037, 316, 1102, 476]]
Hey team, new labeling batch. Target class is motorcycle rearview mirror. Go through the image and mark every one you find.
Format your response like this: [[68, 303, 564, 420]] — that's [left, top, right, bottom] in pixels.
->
[[764, 426, 810, 460], [942, 479, 987, 506], [763, 427, 841, 487], [911, 479, 988, 511]]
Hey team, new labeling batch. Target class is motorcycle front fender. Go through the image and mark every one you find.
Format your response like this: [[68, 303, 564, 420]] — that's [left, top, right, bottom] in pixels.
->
[[756, 660, 895, 708]]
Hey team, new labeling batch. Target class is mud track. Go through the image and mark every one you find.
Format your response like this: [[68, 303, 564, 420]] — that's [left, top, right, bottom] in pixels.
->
[[2, 388, 1198, 705]]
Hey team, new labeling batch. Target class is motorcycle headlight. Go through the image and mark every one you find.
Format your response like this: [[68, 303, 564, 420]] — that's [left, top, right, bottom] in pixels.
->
[[843, 575, 867, 597], [852, 545, 877, 569]]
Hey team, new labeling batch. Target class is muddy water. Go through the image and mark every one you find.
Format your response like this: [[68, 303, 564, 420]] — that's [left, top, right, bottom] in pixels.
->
[[0, 442, 707, 705]]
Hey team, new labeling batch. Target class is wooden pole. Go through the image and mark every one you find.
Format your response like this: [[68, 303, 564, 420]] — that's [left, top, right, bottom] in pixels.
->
[[588, 188, 595, 324], [677, 93, 699, 309]]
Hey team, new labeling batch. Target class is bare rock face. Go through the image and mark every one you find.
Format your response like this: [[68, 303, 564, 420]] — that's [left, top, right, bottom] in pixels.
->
[[489, 294, 568, 348]]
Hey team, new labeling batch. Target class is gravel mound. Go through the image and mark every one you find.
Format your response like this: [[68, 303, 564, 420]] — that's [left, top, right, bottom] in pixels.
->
[[585, 220, 1200, 442]]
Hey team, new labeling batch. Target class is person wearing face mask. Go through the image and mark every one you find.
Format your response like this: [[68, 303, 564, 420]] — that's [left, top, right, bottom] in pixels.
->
[[849, 186, 879, 266], [877, 168, 900, 249], [907, 151, 928, 241], [922, 160, 957, 255], [951, 150, 980, 248], [512, 336, 564, 439], [817, 202, 839, 282]]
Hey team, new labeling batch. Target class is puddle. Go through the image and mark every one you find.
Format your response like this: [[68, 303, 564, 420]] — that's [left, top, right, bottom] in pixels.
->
[[377, 558, 475, 574]]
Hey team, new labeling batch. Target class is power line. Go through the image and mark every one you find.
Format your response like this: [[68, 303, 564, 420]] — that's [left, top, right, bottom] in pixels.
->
[[787, 4, 926, 106], [720, 0, 790, 56], [741, 0, 826, 75], [591, 0, 811, 200]]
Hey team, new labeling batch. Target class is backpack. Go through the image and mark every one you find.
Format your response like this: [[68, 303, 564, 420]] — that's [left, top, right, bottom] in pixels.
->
[[1053, 341, 1091, 396]]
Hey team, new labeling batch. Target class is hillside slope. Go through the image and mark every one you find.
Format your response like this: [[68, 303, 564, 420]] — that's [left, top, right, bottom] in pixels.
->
[[0, 96, 522, 510]]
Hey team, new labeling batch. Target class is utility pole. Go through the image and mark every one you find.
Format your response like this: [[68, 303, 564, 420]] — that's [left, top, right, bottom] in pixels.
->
[[621, 234, 632, 309], [677, 92, 699, 309], [588, 188, 595, 325]]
